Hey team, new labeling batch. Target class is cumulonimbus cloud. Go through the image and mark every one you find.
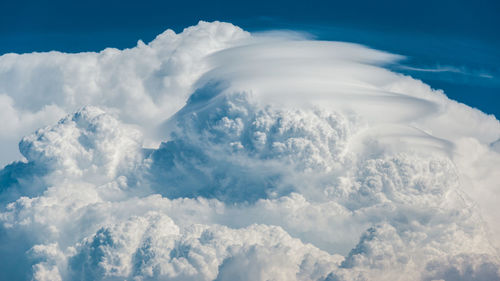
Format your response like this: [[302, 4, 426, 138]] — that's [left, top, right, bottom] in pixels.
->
[[0, 21, 499, 281]]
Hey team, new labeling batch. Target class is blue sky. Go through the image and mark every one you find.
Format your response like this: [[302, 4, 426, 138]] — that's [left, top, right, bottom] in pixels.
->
[[1, 0, 499, 117]]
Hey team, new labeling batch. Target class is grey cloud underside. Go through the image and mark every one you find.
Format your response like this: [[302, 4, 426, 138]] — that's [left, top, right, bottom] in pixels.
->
[[0, 21, 500, 281]]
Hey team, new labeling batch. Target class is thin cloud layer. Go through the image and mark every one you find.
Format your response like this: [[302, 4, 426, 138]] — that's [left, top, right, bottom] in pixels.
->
[[0, 21, 499, 281]]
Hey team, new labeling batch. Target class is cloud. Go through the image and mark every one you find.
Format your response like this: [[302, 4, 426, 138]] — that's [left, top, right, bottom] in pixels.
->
[[0, 21, 500, 281], [0, 21, 250, 167], [397, 65, 494, 79]]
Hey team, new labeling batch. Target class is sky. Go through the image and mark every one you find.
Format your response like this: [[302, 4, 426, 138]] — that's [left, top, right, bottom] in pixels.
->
[[1, 2, 500, 281], [1, 0, 499, 117]]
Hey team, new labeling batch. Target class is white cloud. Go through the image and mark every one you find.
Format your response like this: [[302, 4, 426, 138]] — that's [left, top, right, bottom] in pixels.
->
[[0, 21, 250, 167], [0, 21, 499, 281]]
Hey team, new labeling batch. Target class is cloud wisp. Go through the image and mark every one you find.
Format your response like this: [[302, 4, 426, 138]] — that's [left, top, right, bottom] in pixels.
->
[[0, 21, 500, 281]]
